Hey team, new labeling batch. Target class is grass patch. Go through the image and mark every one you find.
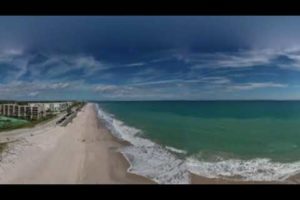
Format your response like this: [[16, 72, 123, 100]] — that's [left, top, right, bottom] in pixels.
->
[[0, 114, 57, 132], [0, 117, 29, 132], [22, 114, 57, 128]]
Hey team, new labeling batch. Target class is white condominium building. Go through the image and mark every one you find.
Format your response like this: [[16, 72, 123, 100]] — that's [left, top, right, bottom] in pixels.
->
[[0, 104, 46, 120]]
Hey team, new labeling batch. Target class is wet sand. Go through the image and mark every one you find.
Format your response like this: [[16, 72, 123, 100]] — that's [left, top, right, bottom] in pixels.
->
[[191, 173, 282, 184]]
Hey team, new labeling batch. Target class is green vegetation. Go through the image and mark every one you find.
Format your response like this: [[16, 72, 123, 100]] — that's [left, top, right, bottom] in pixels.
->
[[0, 116, 29, 132], [0, 114, 57, 132], [67, 107, 72, 114], [67, 101, 85, 114], [70, 101, 85, 109], [24, 114, 57, 128]]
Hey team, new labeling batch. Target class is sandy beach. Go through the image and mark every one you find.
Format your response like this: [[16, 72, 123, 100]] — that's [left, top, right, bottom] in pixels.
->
[[0, 103, 153, 184], [1, 102, 298, 184]]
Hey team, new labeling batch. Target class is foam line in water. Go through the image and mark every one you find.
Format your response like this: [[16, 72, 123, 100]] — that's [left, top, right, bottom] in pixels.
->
[[121, 146, 190, 184], [95, 104, 190, 184], [165, 146, 187, 155], [187, 157, 300, 181], [95, 103, 300, 183], [96, 104, 154, 147]]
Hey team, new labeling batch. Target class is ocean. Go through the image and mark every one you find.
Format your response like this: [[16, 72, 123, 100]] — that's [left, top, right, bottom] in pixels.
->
[[95, 101, 300, 184]]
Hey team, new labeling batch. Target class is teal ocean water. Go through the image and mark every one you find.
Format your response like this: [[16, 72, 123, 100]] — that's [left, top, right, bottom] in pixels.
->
[[96, 101, 300, 183]]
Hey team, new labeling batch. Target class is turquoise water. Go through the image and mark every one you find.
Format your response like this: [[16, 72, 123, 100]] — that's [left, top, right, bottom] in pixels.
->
[[95, 101, 300, 183], [97, 101, 300, 163]]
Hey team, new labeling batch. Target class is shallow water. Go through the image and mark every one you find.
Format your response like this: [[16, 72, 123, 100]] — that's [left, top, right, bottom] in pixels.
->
[[95, 101, 300, 183]]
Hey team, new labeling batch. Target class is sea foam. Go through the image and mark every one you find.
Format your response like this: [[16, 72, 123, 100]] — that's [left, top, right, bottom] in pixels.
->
[[95, 104, 190, 184], [95, 103, 300, 183], [165, 146, 187, 155], [187, 157, 300, 181]]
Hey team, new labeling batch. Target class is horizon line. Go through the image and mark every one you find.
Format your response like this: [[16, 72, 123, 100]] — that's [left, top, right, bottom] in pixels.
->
[[3, 99, 300, 102]]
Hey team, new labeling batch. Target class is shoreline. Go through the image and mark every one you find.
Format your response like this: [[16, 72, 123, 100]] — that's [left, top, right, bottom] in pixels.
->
[[95, 104, 300, 184], [1, 102, 299, 184], [190, 173, 281, 184], [0, 103, 154, 184], [93, 108, 155, 184]]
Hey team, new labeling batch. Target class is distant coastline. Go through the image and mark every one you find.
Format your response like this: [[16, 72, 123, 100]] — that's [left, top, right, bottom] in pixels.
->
[[4, 99, 300, 104], [90, 99, 300, 103]]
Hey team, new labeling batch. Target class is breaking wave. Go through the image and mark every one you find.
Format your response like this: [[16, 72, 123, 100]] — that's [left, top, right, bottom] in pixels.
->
[[95, 104, 190, 184], [187, 157, 300, 181], [95, 103, 300, 184]]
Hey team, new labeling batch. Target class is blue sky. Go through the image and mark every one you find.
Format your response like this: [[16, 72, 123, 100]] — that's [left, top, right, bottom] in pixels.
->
[[2, 16, 300, 100]]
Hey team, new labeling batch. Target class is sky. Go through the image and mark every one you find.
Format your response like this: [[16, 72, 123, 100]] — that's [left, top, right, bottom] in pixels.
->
[[2, 16, 300, 100]]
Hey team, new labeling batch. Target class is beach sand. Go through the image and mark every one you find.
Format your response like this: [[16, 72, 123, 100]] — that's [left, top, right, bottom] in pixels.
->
[[0, 103, 154, 184], [1, 103, 298, 184]]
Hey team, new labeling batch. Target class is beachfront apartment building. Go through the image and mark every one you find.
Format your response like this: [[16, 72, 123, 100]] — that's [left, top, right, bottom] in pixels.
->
[[0, 101, 75, 120], [49, 102, 72, 112], [30, 102, 73, 113], [0, 103, 46, 120]]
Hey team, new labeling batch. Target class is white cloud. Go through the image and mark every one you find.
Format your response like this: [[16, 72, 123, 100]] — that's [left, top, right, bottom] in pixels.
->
[[94, 85, 119, 92], [27, 54, 107, 79], [124, 62, 146, 67], [229, 82, 287, 91], [28, 91, 39, 97], [0, 51, 109, 84], [186, 49, 278, 69], [131, 79, 181, 86], [195, 76, 231, 84], [94, 84, 135, 95], [0, 81, 75, 99], [0, 48, 296, 100], [130, 76, 231, 86], [175, 48, 300, 70], [45, 82, 70, 89], [0, 47, 24, 58]]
